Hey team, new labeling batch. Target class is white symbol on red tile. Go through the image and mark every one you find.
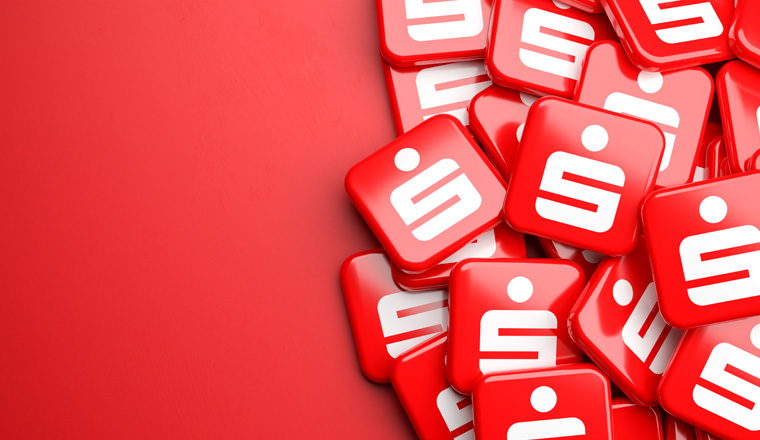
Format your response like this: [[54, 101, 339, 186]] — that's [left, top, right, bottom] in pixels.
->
[[479, 277, 558, 373], [378, 289, 448, 357], [390, 148, 482, 241], [693, 323, 760, 431], [640, 0, 723, 44], [604, 71, 679, 172], [519, 5, 594, 80], [536, 125, 624, 233], [437, 387, 475, 440], [679, 196, 760, 306], [405, 0, 484, 42], [507, 386, 586, 440], [613, 279, 681, 374]]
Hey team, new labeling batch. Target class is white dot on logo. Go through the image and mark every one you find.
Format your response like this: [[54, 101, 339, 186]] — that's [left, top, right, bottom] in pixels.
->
[[751, 324, 760, 350], [394, 148, 420, 172], [552, 0, 571, 9], [613, 279, 634, 306], [582, 125, 609, 152], [507, 276, 533, 303], [531, 386, 557, 413], [699, 196, 728, 224], [637, 71, 664, 94], [516, 123, 526, 142]]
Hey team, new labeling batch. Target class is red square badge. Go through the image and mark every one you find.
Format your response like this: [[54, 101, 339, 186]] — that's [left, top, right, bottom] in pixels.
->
[[575, 41, 713, 189], [378, 0, 493, 67], [599, 0, 735, 71], [504, 97, 664, 256], [658, 316, 760, 439], [447, 259, 585, 394], [569, 239, 682, 407], [341, 250, 449, 383], [643, 171, 760, 329], [473, 364, 613, 440], [486, 0, 616, 97], [384, 60, 492, 135], [391, 334, 475, 440], [346, 115, 506, 273]]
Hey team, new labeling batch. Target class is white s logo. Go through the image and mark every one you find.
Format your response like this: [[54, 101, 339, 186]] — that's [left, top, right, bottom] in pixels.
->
[[639, 0, 723, 44], [405, 0, 483, 42], [519, 5, 594, 80], [535, 125, 624, 233]]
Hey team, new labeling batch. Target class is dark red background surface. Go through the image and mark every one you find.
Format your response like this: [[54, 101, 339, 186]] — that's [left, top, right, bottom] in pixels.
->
[[0, 2, 416, 438]]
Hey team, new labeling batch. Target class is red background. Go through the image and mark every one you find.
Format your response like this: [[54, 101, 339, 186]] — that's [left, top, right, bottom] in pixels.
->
[[0, 2, 416, 438]]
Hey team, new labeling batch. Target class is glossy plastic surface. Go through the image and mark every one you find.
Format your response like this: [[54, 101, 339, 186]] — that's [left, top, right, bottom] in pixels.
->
[[569, 239, 682, 407], [658, 316, 760, 439], [694, 122, 723, 182], [704, 135, 728, 180], [539, 238, 603, 281], [447, 259, 585, 394], [748, 149, 760, 171], [383, 60, 492, 135], [600, 0, 735, 71], [473, 364, 613, 440], [664, 413, 698, 440], [575, 41, 713, 188], [341, 250, 449, 383], [346, 115, 506, 273], [728, 0, 760, 70], [695, 430, 723, 440], [563, 0, 603, 14], [390, 334, 474, 440], [611, 397, 663, 440], [391, 223, 526, 290], [719, 157, 731, 176], [469, 86, 539, 180], [377, 0, 493, 67], [643, 171, 760, 329], [716, 60, 760, 174], [486, 0, 616, 97], [504, 97, 664, 256]]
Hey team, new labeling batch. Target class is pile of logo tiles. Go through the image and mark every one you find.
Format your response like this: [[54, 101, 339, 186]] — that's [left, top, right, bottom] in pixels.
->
[[341, 1, 760, 439]]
